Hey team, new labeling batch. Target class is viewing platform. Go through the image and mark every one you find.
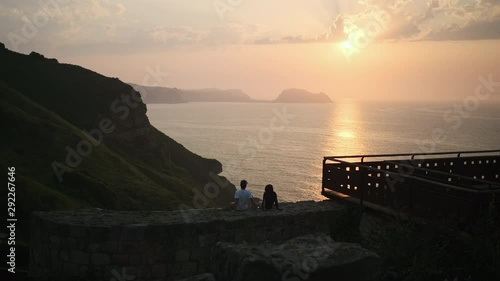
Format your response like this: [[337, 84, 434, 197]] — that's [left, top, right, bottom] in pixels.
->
[[322, 149, 500, 221]]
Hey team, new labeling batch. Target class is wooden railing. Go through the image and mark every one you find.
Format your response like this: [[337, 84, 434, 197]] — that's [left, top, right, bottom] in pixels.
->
[[322, 150, 500, 220]]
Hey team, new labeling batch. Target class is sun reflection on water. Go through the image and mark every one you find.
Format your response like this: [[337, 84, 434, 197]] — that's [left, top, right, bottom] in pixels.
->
[[322, 100, 366, 156]]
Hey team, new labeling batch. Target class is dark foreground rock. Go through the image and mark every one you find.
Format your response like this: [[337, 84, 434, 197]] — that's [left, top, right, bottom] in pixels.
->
[[29, 201, 344, 280], [211, 233, 380, 281], [173, 273, 216, 281]]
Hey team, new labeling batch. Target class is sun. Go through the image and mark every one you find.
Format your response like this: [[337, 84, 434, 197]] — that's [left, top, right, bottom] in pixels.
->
[[342, 40, 353, 50]]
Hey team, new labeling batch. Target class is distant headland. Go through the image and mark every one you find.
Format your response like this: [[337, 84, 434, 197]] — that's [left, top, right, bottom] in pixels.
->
[[130, 84, 332, 104], [130, 84, 254, 103]]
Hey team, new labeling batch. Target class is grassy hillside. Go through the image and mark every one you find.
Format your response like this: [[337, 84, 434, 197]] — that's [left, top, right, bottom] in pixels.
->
[[0, 46, 236, 227]]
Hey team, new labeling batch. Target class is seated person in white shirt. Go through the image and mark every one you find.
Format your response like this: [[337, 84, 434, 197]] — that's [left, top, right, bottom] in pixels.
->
[[234, 180, 257, 211]]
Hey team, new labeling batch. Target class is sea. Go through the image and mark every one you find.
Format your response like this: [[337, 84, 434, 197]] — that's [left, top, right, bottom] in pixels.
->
[[146, 100, 500, 202]]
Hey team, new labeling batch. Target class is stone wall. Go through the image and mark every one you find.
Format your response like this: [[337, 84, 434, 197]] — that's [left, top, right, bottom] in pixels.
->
[[29, 201, 344, 281]]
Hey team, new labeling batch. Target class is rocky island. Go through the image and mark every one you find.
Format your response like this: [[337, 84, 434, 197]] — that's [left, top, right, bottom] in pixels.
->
[[273, 88, 333, 103]]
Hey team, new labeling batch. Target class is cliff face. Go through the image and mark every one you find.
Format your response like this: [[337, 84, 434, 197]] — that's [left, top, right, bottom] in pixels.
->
[[0, 45, 235, 217], [274, 88, 333, 103]]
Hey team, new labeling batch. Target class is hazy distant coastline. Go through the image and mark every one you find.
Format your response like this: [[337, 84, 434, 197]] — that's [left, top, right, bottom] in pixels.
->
[[130, 83, 333, 104]]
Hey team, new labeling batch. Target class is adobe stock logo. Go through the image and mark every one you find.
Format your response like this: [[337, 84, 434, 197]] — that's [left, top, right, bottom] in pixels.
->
[[213, 0, 244, 20]]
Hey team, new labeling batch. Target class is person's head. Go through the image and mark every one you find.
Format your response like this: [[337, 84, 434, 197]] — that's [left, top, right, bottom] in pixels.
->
[[240, 180, 248, 189], [265, 184, 273, 192]]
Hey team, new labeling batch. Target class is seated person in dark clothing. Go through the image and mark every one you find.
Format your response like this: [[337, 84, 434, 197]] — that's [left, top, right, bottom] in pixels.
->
[[262, 184, 282, 210]]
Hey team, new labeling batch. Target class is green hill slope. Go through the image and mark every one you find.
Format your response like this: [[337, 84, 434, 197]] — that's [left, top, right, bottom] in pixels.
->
[[0, 45, 236, 220]]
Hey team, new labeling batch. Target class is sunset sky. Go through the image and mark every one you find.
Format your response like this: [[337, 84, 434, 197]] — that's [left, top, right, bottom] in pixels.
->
[[1, 0, 499, 100]]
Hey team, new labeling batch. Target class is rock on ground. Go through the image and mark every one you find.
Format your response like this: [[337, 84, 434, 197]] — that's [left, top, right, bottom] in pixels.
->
[[173, 273, 216, 281], [211, 233, 380, 281]]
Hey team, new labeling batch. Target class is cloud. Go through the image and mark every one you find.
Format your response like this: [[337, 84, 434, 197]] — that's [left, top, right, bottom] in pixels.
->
[[256, 0, 500, 44], [2, 0, 499, 56], [138, 23, 268, 46], [148, 26, 208, 44], [203, 23, 261, 45], [423, 13, 500, 40], [323, 14, 348, 41], [0, 4, 26, 18], [252, 14, 347, 44], [1, 0, 128, 53], [253, 37, 273, 44], [53, 0, 127, 25], [345, 0, 500, 41], [414, 0, 500, 40], [50, 22, 272, 56]]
